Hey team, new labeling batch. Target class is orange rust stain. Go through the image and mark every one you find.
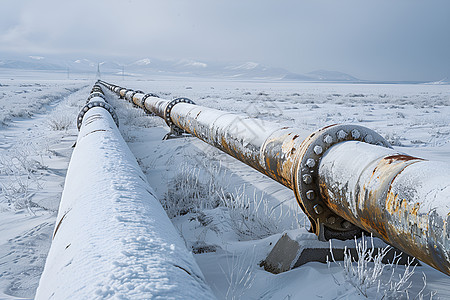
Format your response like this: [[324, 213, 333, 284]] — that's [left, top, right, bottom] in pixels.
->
[[361, 216, 390, 241], [386, 191, 400, 214], [53, 211, 69, 239], [265, 156, 271, 170], [384, 154, 425, 164], [322, 124, 338, 130], [411, 202, 420, 217]]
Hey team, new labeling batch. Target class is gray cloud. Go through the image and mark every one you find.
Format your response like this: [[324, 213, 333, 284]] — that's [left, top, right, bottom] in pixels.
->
[[1, 0, 449, 81]]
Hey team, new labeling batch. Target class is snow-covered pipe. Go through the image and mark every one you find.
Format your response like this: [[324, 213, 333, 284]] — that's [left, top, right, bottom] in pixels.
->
[[319, 142, 450, 276], [36, 84, 215, 299], [98, 81, 450, 275]]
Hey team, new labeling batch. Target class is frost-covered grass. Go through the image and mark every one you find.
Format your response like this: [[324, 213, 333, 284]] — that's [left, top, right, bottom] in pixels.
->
[[0, 80, 84, 127], [161, 159, 301, 241], [0, 76, 90, 298], [162, 161, 226, 217], [0, 83, 88, 212], [220, 249, 256, 300], [0, 144, 46, 212], [328, 235, 435, 299], [47, 111, 73, 131], [218, 187, 299, 240]]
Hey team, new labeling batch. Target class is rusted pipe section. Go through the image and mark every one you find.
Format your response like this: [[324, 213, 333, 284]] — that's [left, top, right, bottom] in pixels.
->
[[98, 80, 450, 275], [318, 141, 450, 274], [98, 81, 388, 238]]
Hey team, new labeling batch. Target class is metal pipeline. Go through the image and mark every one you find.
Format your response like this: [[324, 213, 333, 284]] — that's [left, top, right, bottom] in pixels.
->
[[98, 80, 450, 275], [36, 82, 215, 299]]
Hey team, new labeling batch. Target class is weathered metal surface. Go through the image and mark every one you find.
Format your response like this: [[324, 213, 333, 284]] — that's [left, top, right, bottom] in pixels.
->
[[99, 80, 450, 275], [293, 125, 391, 240], [319, 141, 450, 275], [100, 81, 389, 240]]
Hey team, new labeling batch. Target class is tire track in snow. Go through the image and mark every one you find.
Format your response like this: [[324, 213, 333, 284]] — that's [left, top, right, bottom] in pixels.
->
[[0, 83, 90, 299]]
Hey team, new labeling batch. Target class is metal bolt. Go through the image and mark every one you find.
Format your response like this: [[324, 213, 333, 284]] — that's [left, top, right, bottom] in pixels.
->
[[306, 190, 315, 200], [327, 216, 336, 224], [313, 145, 323, 155], [365, 135, 374, 143], [313, 204, 323, 215], [302, 174, 313, 184], [324, 134, 333, 144], [306, 158, 316, 168], [341, 221, 352, 229], [337, 130, 347, 140], [351, 129, 361, 139]]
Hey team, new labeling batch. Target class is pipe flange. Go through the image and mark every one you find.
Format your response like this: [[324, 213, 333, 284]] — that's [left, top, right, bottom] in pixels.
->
[[164, 97, 195, 128], [86, 92, 106, 103], [77, 101, 119, 130], [91, 90, 103, 95], [140, 93, 159, 115], [129, 91, 138, 103], [124, 89, 134, 101], [293, 124, 392, 241], [91, 85, 103, 91], [120, 89, 132, 99]]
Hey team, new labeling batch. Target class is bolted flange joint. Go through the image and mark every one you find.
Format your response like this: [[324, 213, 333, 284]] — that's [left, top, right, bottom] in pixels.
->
[[91, 85, 103, 92], [164, 97, 195, 135], [77, 100, 119, 130], [86, 92, 106, 103], [120, 89, 132, 99], [140, 93, 159, 115], [293, 124, 392, 241]]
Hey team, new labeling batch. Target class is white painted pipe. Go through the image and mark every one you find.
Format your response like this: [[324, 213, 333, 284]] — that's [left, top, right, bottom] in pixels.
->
[[35, 88, 215, 299]]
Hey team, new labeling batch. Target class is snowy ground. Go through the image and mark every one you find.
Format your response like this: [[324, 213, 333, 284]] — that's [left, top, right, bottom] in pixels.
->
[[1, 71, 449, 299], [0, 73, 89, 299]]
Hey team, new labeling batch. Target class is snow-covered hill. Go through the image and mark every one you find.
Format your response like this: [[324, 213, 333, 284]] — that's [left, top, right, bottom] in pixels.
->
[[0, 55, 361, 81]]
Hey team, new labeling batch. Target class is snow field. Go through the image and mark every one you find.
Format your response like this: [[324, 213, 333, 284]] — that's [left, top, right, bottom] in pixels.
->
[[1, 72, 449, 299], [0, 79, 91, 299]]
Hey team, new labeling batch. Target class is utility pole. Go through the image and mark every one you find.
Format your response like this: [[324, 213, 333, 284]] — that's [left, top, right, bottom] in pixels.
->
[[96, 63, 101, 80]]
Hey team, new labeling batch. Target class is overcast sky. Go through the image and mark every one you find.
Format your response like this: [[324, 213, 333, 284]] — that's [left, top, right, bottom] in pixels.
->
[[1, 0, 449, 81]]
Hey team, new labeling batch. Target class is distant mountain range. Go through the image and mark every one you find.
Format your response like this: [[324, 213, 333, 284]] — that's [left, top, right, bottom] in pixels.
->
[[0, 55, 361, 82]]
